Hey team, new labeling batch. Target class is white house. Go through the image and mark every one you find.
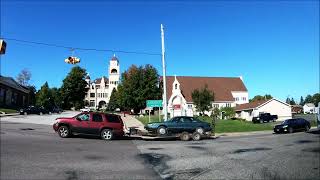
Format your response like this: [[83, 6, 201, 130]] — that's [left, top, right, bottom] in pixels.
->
[[235, 98, 292, 121], [161, 76, 249, 118], [84, 55, 120, 109], [303, 103, 316, 114]]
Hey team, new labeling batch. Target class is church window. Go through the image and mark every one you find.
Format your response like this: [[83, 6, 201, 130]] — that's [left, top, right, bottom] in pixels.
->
[[175, 84, 177, 90]]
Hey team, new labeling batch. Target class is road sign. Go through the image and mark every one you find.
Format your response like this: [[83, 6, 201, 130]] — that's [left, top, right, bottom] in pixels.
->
[[146, 100, 163, 108]]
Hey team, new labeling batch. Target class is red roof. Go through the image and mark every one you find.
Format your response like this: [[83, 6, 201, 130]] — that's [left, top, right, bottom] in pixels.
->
[[95, 76, 109, 84], [160, 76, 247, 102]]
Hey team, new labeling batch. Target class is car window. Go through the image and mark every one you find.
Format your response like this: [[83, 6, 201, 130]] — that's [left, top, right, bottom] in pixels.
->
[[77, 114, 89, 121], [92, 113, 103, 122], [105, 114, 120, 123], [171, 117, 180, 123], [181, 117, 192, 123]]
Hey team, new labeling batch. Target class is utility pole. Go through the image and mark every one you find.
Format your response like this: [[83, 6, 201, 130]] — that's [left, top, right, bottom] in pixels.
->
[[161, 24, 168, 121]]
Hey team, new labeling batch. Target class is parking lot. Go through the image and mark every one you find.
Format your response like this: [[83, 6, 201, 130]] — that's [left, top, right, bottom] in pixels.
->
[[1, 114, 319, 179]]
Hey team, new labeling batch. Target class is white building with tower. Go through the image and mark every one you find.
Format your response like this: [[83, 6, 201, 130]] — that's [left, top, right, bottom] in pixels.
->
[[84, 55, 120, 109]]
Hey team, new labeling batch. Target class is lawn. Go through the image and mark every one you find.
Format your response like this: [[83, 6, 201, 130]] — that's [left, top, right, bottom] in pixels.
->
[[137, 115, 278, 133], [0, 108, 18, 114]]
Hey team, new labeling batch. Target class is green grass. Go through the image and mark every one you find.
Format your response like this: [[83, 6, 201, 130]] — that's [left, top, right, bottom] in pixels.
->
[[137, 115, 278, 133], [0, 108, 18, 114], [136, 115, 163, 125]]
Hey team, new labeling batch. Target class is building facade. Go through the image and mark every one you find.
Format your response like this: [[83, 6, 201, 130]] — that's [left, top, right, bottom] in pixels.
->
[[303, 103, 316, 114], [163, 76, 249, 118], [235, 98, 292, 121], [0, 76, 30, 109], [84, 55, 120, 109]]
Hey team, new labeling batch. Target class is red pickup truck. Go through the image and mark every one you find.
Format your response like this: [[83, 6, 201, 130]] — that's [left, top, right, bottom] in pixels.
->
[[53, 112, 124, 140]]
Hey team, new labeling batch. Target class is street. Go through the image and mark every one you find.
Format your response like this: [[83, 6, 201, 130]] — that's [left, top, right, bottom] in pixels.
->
[[0, 117, 319, 180]]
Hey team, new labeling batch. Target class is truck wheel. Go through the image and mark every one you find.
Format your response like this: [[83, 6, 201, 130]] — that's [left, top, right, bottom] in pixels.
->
[[180, 132, 190, 141], [157, 126, 167, 136], [192, 132, 201, 141], [58, 125, 70, 138], [195, 127, 204, 135], [101, 129, 113, 140]]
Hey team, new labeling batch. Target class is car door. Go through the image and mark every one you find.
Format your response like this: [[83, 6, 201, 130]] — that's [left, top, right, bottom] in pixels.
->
[[89, 113, 104, 135], [72, 113, 90, 134], [166, 117, 181, 134], [180, 117, 194, 133], [291, 119, 299, 130], [105, 114, 123, 135]]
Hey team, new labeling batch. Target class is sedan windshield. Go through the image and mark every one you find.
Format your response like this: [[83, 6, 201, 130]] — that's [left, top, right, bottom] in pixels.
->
[[281, 120, 291, 124]]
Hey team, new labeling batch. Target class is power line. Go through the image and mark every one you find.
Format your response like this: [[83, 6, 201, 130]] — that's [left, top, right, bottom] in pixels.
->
[[1, 37, 161, 56]]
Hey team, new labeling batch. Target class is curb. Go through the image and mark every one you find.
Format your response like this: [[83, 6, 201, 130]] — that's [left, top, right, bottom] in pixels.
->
[[0, 113, 20, 117]]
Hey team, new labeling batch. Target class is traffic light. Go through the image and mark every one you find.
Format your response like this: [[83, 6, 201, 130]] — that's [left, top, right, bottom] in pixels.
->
[[64, 56, 80, 64], [0, 39, 6, 55]]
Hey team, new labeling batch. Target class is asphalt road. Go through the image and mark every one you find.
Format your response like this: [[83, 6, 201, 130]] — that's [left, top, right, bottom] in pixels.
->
[[1, 120, 319, 180]]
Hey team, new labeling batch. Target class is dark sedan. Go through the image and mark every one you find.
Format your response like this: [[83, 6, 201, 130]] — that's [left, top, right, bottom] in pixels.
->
[[274, 118, 311, 133], [20, 106, 49, 115], [145, 116, 212, 137]]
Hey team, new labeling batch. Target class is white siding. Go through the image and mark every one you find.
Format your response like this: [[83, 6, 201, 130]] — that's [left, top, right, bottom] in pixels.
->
[[255, 99, 292, 121], [231, 91, 249, 104]]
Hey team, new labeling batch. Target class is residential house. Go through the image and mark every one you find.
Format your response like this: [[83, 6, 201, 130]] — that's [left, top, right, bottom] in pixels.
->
[[235, 98, 292, 121], [291, 105, 303, 114], [303, 103, 316, 114], [161, 76, 249, 118], [84, 55, 120, 109]]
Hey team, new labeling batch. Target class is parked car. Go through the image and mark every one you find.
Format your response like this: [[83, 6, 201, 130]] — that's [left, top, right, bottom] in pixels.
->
[[274, 118, 310, 133], [20, 106, 49, 115], [252, 113, 278, 123], [53, 112, 124, 140], [47, 106, 63, 114], [80, 107, 90, 112], [144, 116, 212, 140]]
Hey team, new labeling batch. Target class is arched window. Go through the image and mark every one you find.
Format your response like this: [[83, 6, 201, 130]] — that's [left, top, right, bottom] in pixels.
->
[[175, 84, 178, 90], [111, 69, 118, 74]]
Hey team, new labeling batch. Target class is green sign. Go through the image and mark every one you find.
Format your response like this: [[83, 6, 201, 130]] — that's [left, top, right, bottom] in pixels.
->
[[146, 100, 163, 107]]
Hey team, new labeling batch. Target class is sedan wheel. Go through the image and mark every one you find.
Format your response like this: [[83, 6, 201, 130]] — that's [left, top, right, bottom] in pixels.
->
[[24, 112, 27, 115], [101, 129, 113, 140], [39, 112, 43, 115], [288, 127, 293, 133], [157, 126, 167, 136], [58, 126, 70, 138]]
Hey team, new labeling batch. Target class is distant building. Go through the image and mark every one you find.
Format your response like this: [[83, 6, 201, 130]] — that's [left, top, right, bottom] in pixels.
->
[[0, 76, 30, 109], [291, 105, 303, 114], [161, 76, 249, 118], [235, 98, 292, 121], [303, 103, 316, 114], [84, 55, 120, 109]]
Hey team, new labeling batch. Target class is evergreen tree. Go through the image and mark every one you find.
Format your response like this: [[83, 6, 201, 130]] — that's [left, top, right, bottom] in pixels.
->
[[107, 88, 118, 111], [60, 66, 87, 110], [299, 96, 304, 106], [285, 97, 291, 104], [36, 82, 54, 109], [312, 93, 320, 106], [289, 98, 296, 105], [304, 95, 313, 104]]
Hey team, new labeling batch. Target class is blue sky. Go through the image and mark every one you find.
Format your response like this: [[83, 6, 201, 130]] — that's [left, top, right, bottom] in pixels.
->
[[1, 0, 319, 102]]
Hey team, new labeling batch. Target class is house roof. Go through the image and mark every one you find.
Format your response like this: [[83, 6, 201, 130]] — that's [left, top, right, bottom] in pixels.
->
[[235, 98, 290, 111], [304, 103, 315, 107], [94, 76, 109, 84], [235, 100, 268, 111], [0, 76, 30, 93], [160, 76, 247, 102]]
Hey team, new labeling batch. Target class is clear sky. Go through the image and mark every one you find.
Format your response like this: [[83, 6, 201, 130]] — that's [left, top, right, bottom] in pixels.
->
[[1, 0, 319, 102]]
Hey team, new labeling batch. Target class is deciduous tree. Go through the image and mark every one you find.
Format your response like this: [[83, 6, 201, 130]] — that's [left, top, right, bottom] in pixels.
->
[[191, 84, 214, 115]]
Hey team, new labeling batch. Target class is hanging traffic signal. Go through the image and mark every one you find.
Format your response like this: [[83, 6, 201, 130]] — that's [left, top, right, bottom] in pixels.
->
[[0, 39, 6, 55], [64, 56, 80, 64]]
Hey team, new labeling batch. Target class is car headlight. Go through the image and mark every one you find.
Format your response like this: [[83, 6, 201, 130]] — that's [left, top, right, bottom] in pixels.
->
[[283, 125, 288, 128]]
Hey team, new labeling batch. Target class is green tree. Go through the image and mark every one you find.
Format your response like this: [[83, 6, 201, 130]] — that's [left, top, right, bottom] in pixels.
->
[[117, 64, 161, 112], [211, 107, 220, 118], [107, 88, 118, 111], [36, 82, 54, 109], [60, 66, 87, 110], [286, 97, 291, 104], [289, 98, 296, 105], [250, 94, 273, 102], [304, 95, 313, 104], [191, 84, 214, 115], [299, 96, 304, 106], [312, 93, 320, 106], [26, 85, 36, 106], [50, 87, 63, 108], [220, 107, 235, 119]]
